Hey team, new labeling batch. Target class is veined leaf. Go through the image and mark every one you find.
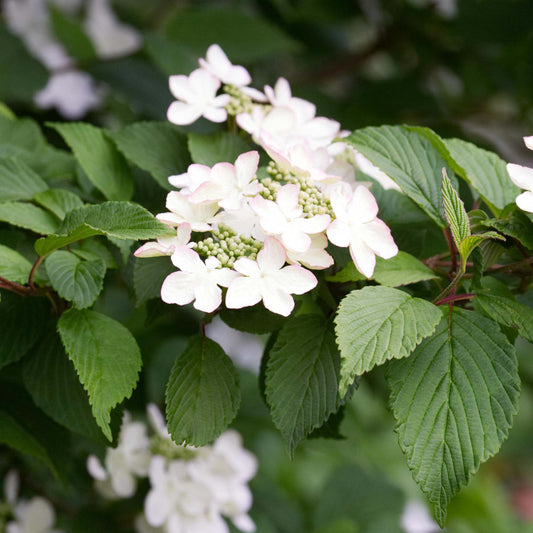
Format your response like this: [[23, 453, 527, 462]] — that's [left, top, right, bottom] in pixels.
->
[[165, 336, 240, 447], [345, 126, 456, 226], [188, 132, 251, 167], [49, 122, 133, 201], [0, 157, 48, 201], [0, 244, 33, 283], [220, 303, 285, 334], [57, 309, 142, 441], [35, 201, 172, 256], [0, 201, 59, 234], [388, 308, 520, 525], [33, 188, 83, 219], [458, 232, 504, 273], [441, 168, 470, 247], [45, 250, 106, 309], [335, 286, 441, 394], [133, 256, 175, 306], [481, 211, 533, 250], [265, 315, 341, 456], [109, 122, 190, 190]]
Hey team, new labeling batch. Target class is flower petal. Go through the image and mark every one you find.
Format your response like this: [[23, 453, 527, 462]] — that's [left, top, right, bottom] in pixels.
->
[[349, 237, 376, 278], [170, 247, 205, 272], [226, 277, 262, 309], [261, 282, 294, 317], [507, 163, 533, 191], [326, 219, 350, 248], [524, 136, 533, 151], [516, 191, 533, 213], [193, 282, 222, 313], [350, 185, 379, 223], [161, 272, 195, 305], [275, 265, 318, 295], [167, 101, 203, 125], [258, 237, 286, 272]]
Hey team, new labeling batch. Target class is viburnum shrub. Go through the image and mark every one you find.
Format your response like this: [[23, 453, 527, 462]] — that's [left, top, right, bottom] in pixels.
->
[[1, 42, 533, 530]]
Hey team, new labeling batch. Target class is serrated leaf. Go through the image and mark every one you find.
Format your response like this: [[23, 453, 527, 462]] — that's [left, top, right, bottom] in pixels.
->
[[0, 244, 33, 283], [0, 157, 48, 201], [109, 122, 190, 190], [45, 250, 106, 308], [345, 126, 457, 226], [442, 168, 470, 247], [35, 201, 171, 256], [23, 332, 105, 442], [0, 201, 59, 234], [220, 303, 285, 334], [0, 291, 48, 370], [188, 132, 251, 167], [458, 232, 504, 272], [388, 308, 520, 525], [476, 294, 533, 343], [482, 211, 533, 250], [33, 188, 83, 219], [49, 122, 133, 201], [165, 336, 240, 447], [133, 256, 175, 306], [444, 138, 519, 212], [57, 309, 142, 441], [265, 315, 341, 456], [335, 286, 441, 394]]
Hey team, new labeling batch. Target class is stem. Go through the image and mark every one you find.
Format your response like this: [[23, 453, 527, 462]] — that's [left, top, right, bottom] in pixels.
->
[[435, 293, 475, 307], [443, 227, 457, 278], [487, 256, 533, 274], [432, 271, 463, 304], [0, 276, 30, 296], [28, 256, 44, 291]]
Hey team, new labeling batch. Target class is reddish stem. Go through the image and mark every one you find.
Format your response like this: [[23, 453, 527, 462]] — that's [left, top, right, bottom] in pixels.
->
[[28, 256, 44, 291], [443, 227, 457, 278], [435, 293, 475, 307]]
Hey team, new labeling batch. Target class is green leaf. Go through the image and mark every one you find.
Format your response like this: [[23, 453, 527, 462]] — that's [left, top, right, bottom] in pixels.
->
[[23, 332, 105, 442], [475, 294, 533, 343], [482, 211, 533, 250], [444, 138, 519, 212], [220, 303, 285, 334], [164, 8, 299, 62], [441, 168, 470, 247], [188, 131, 251, 166], [33, 188, 83, 219], [49, 122, 134, 201], [45, 250, 106, 309], [0, 244, 33, 283], [0, 102, 15, 119], [35, 201, 171, 256], [345, 126, 456, 227], [265, 315, 341, 456], [144, 34, 199, 77], [373, 252, 438, 287], [57, 309, 142, 441], [0, 115, 46, 151], [388, 308, 520, 525], [0, 157, 48, 201], [133, 256, 175, 306], [335, 286, 441, 394], [0, 291, 47, 370], [0, 202, 59, 234], [458, 232, 504, 273], [165, 336, 240, 447], [109, 122, 190, 190]]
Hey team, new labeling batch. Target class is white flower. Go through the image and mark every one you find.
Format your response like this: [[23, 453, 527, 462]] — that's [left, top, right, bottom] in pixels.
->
[[84, 0, 142, 59], [161, 249, 239, 313], [6, 497, 63, 533], [286, 233, 334, 270], [168, 164, 212, 195], [401, 501, 440, 533], [157, 191, 219, 231], [225, 237, 317, 316], [198, 44, 251, 87], [236, 106, 294, 146], [213, 199, 264, 240], [167, 69, 231, 125], [507, 135, 533, 213], [251, 184, 330, 253], [134, 223, 192, 258], [190, 152, 262, 210], [87, 411, 151, 498], [327, 183, 398, 277]]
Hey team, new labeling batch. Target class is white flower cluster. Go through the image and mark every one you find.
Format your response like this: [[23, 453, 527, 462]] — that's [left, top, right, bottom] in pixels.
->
[[87, 405, 257, 533], [507, 136, 533, 213], [136, 44, 398, 316], [3, 0, 141, 118], [0, 470, 63, 533]]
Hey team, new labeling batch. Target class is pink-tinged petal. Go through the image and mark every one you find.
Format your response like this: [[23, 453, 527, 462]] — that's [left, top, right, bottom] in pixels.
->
[[525, 136, 533, 151], [275, 265, 317, 294], [169, 75, 194, 101], [156, 212, 182, 226], [205, 44, 231, 72], [213, 268, 240, 287], [274, 77, 292, 103], [177, 223, 192, 245], [507, 163, 533, 191], [225, 277, 262, 309], [161, 272, 195, 305], [287, 247, 334, 270], [329, 182, 352, 219], [189, 68, 220, 97], [189, 181, 225, 204], [233, 257, 260, 277], [236, 112, 256, 134], [349, 238, 376, 278], [258, 237, 286, 272], [170, 247, 205, 272], [251, 197, 286, 235], [282, 227, 311, 253], [363, 220, 398, 259], [350, 185, 379, 223], [299, 116, 340, 141], [235, 151, 259, 187], [166, 190, 187, 212], [296, 214, 331, 234], [326, 220, 350, 248], [193, 283, 222, 313], [262, 107, 295, 134], [212, 161, 237, 185], [516, 191, 533, 213], [203, 105, 228, 123], [167, 101, 203, 125], [134, 241, 167, 257], [168, 171, 189, 189], [290, 98, 316, 122], [226, 65, 252, 87], [276, 184, 301, 216], [261, 282, 294, 317], [241, 86, 267, 102]]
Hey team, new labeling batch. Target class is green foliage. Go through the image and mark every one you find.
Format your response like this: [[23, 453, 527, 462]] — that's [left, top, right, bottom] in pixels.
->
[[49, 7, 96, 62], [335, 286, 441, 393], [442, 168, 470, 247], [220, 303, 286, 334], [0, 244, 33, 283], [188, 131, 251, 166], [388, 308, 520, 525], [109, 122, 190, 190], [57, 309, 142, 441], [133, 255, 176, 306], [45, 250, 106, 308], [165, 336, 240, 446], [265, 315, 341, 456], [0, 157, 48, 201], [0, 201, 59, 234], [49, 122, 134, 201], [33, 188, 84, 219], [482, 210, 533, 250]]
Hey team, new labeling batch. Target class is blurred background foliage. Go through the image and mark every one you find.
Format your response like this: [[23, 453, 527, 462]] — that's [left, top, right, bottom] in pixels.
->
[[1, 0, 533, 531]]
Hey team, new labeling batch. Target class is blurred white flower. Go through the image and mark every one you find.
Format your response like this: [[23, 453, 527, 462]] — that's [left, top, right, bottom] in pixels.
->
[[6, 497, 63, 533], [87, 411, 151, 498], [167, 69, 231, 125], [401, 501, 441, 533], [199, 44, 251, 87]]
